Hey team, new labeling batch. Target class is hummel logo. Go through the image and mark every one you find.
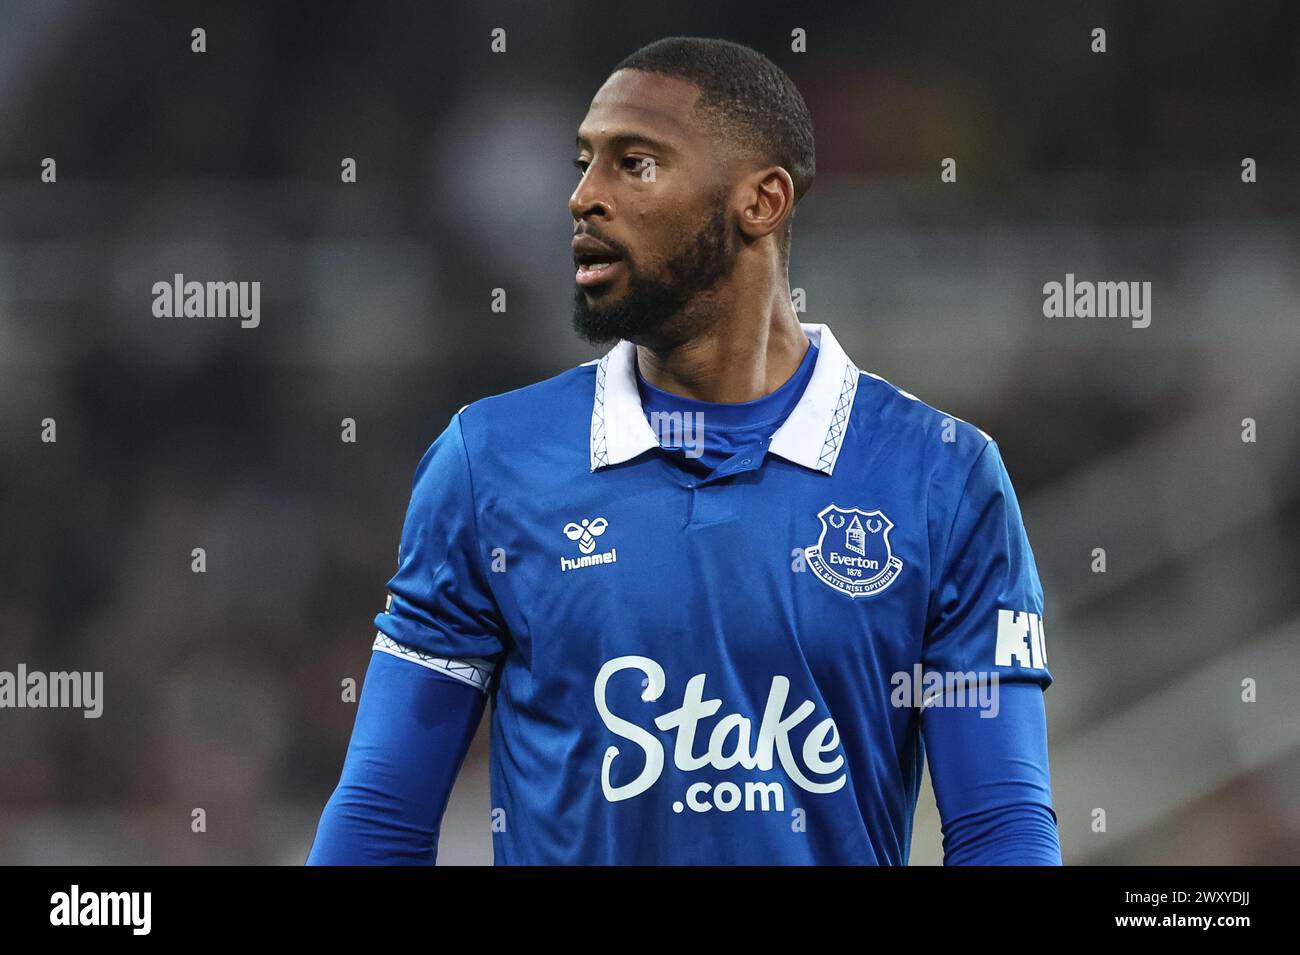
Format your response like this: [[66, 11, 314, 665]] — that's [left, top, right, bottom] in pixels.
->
[[560, 517, 617, 573], [563, 517, 608, 554]]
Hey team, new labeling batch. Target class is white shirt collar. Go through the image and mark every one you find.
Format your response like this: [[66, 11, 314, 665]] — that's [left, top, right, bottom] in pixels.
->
[[589, 322, 860, 475]]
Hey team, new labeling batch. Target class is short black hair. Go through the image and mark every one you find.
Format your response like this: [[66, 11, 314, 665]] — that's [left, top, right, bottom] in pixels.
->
[[611, 37, 815, 267]]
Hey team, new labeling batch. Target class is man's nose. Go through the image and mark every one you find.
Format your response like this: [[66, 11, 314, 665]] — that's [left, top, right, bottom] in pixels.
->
[[569, 172, 612, 222]]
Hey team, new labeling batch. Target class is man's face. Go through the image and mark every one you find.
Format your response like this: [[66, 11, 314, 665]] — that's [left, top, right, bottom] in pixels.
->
[[570, 69, 739, 347]]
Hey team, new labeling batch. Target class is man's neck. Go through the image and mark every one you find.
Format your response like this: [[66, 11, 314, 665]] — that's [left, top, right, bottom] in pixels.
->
[[635, 294, 809, 404]]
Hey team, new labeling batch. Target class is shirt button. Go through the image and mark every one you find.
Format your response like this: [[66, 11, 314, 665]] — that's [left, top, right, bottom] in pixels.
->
[[741, 458, 751, 465]]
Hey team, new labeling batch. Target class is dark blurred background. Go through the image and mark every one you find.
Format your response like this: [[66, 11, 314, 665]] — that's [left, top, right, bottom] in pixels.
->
[[1, 0, 1298, 863]]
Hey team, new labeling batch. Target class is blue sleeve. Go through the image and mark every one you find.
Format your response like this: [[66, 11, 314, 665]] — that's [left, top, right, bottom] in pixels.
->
[[921, 438, 1060, 864], [924, 440, 1052, 688], [920, 683, 1061, 865], [309, 413, 507, 864], [375, 412, 509, 674], [307, 649, 486, 865]]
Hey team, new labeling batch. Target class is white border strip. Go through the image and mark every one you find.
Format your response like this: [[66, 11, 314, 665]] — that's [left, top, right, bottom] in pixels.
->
[[372, 632, 495, 693]]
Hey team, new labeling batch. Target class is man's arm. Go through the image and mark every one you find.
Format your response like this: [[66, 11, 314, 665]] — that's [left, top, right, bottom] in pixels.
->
[[308, 410, 506, 864], [307, 650, 485, 864], [921, 682, 1061, 865], [922, 437, 1061, 865]]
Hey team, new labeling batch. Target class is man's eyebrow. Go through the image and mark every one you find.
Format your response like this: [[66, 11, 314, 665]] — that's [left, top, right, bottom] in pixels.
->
[[575, 131, 676, 154]]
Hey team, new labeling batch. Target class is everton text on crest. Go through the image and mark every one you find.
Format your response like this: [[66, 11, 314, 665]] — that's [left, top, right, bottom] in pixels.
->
[[804, 504, 903, 598]]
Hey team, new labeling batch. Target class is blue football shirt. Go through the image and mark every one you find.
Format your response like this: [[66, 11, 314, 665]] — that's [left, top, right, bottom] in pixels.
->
[[636, 340, 818, 472], [374, 322, 1054, 864]]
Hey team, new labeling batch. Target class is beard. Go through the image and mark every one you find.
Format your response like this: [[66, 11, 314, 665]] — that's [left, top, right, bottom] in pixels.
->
[[571, 192, 736, 349]]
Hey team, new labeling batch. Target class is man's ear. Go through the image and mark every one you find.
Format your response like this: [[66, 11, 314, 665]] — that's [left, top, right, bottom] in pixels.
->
[[738, 166, 795, 244]]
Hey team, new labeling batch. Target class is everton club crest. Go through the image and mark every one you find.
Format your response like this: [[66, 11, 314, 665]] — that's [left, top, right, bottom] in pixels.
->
[[805, 504, 903, 598]]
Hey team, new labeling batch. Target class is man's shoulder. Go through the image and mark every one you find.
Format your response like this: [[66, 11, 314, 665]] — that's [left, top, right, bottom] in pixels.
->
[[851, 367, 994, 469], [453, 357, 599, 447]]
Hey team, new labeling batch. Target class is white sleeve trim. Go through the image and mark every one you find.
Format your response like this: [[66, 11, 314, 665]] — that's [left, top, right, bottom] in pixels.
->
[[372, 632, 495, 693]]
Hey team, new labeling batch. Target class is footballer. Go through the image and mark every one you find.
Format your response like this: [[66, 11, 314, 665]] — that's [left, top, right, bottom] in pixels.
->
[[308, 36, 1061, 865]]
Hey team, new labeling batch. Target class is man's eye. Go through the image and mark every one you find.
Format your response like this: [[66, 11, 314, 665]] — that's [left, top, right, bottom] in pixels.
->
[[572, 159, 589, 176], [622, 156, 649, 171]]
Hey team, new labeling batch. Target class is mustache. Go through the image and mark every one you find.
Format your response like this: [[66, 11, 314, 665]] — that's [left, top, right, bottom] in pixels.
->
[[574, 228, 632, 262]]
